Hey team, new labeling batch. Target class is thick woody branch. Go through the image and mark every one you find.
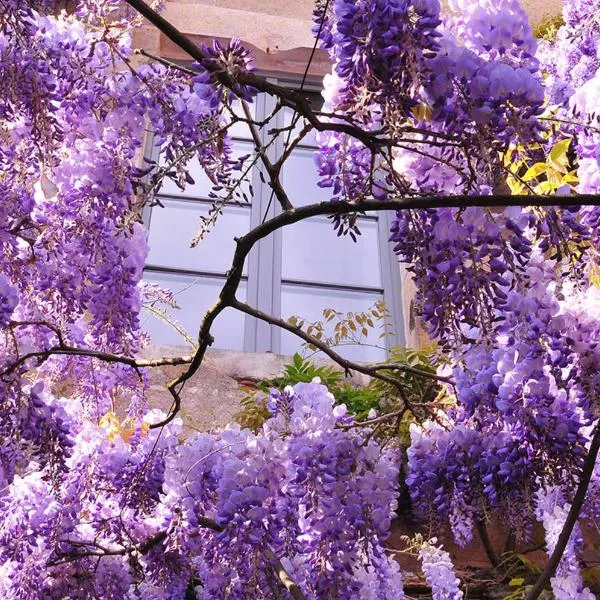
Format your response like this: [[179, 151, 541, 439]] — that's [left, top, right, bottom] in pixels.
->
[[477, 520, 500, 568], [150, 192, 600, 428], [525, 422, 600, 600], [5, 192, 597, 427]]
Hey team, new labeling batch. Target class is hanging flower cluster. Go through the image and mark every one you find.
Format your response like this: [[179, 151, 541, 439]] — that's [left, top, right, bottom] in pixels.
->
[[0, 383, 403, 598], [0, 0, 599, 598]]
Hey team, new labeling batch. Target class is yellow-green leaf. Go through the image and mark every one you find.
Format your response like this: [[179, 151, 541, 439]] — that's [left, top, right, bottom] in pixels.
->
[[561, 170, 579, 184], [508, 179, 526, 195], [590, 264, 600, 288], [522, 162, 547, 181], [535, 180, 558, 194], [549, 137, 572, 170]]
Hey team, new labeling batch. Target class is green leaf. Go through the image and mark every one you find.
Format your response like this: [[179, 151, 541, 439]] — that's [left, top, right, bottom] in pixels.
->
[[509, 578, 525, 587], [293, 353, 303, 369]]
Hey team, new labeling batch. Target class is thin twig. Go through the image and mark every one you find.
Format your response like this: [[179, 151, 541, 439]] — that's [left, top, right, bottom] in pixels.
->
[[241, 100, 294, 211], [477, 520, 500, 568]]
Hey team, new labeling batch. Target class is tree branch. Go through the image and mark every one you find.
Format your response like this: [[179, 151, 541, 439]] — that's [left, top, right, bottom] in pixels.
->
[[241, 100, 294, 211], [525, 422, 600, 600], [370, 363, 454, 385], [230, 299, 417, 413], [149, 192, 600, 428], [477, 520, 500, 568], [263, 548, 307, 600], [0, 342, 192, 381]]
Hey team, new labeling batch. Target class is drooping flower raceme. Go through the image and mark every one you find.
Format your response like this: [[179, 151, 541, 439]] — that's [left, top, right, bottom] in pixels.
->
[[418, 539, 464, 600], [535, 485, 596, 600], [0, 383, 403, 599]]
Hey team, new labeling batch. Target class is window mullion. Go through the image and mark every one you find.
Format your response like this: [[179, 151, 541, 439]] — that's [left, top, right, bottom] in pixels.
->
[[243, 90, 282, 352], [377, 211, 406, 349], [269, 99, 285, 353]]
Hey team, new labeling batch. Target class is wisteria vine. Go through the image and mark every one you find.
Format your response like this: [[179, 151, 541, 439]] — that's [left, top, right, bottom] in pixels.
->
[[0, 0, 599, 598]]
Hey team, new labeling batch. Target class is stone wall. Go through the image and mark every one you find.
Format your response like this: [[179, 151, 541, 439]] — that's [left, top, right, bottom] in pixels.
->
[[141, 345, 369, 431]]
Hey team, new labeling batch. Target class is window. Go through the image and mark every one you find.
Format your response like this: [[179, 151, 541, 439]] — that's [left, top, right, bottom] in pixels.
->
[[142, 83, 405, 361]]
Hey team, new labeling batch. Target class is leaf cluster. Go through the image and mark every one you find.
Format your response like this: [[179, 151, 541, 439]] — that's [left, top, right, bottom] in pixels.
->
[[234, 352, 380, 432], [504, 136, 577, 196], [287, 300, 391, 352], [235, 345, 445, 442]]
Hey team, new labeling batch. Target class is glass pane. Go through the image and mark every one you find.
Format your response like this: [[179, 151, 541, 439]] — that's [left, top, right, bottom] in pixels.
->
[[280, 284, 387, 363], [141, 271, 247, 350], [147, 199, 250, 275], [158, 140, 255, 201], [280, 147, 333, 206], [281, 216, 382, 288], [282, 105, 319, 148], [228, 98, 254, 141]]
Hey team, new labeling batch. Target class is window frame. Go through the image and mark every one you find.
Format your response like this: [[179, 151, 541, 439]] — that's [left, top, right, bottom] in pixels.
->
[[142, 75, 406, 357]]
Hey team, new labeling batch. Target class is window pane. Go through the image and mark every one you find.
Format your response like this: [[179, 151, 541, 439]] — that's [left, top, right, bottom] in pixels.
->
[[282, 105, 319, 148], [228, 98, 255, 141], [280, 284, 387, 362], [280, 147, 333, 206], [281, 216, 382, 288], [147, 199, 250, 275], [141, 271, 247, 350], [158, 140, 255, 201]]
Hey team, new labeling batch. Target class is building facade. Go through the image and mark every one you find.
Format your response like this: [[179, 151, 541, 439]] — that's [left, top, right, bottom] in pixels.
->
[[135, 0, 562, 428]]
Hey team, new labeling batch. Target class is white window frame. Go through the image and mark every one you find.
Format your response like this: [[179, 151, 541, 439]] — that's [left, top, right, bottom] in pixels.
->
[[142, 76, 405, 356]]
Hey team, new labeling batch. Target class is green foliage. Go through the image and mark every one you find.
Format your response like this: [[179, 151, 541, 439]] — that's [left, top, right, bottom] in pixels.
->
[[235, 353, 345, 432], [276, 352, 343, 388], [369, 346, 441, 403], [287, 300, 391, 353], [334, 383, 380, 421], [234, 392, 271, 433], [504, 136, 578, 196], [235, 352, 386, 431], [236, 302, 397, 432], [368, 346, 446, 442]]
